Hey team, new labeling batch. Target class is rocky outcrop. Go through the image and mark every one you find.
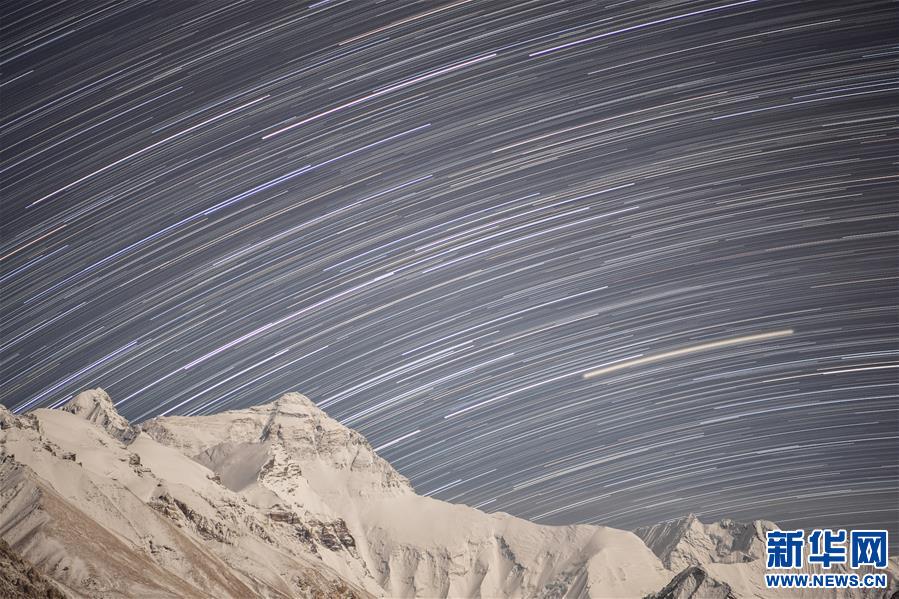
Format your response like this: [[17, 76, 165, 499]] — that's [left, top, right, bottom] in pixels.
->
[[2, 388, 897, 598], [645, 566, 736, 599], [0, 537, 66, 599], [0, 405, 18, 431], [635, 514, 774, 571], [60, 388, 137, 442], [143, 392, 414, 496], [149, 490, 237, 544], [1, 391, 376, 598]]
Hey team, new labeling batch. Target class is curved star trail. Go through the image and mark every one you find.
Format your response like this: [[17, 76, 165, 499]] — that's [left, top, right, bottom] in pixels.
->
[[1, 1, 897, 546]]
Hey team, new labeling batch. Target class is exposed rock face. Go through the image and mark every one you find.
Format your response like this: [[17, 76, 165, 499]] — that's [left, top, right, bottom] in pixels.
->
[[139, 392, 674, 598], [142, 392, 413, 499], [1, 388, 897, 599], [0, 405, 18, 431], [0, 394, 373, 599], [60, 388, 137, 442], [636, 513, 774, 571], [635, 514, 899, 599], [0, 537, 66, 599], [646, 566, 736, 599]]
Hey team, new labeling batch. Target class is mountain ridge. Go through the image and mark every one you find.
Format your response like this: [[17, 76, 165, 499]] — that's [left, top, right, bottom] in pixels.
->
[[1, 388, 896, 598]]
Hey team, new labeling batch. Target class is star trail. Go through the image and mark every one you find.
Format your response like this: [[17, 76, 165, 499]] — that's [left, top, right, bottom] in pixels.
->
[[1, 0, 897, 546]]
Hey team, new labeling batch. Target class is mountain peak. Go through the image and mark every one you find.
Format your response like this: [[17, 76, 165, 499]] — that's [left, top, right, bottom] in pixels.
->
[[249, 393, 329, 440], [259, 393, 322, 442], [139, 390, 415, 497], [60, 388, 136, 442], [268, 392, 323, 416], [635, 515, 774, 571], [275, 391, 317, 407], [5, 389, 897, 598], [61, 387, 115, 414]]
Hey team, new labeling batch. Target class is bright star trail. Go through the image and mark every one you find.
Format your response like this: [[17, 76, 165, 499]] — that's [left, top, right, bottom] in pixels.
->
[[582, 329, 795, 379], [1, 0, 897, 547]]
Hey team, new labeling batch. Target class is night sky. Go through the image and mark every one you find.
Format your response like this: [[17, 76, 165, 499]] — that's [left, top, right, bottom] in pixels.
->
[[2, 1, 897, 545]]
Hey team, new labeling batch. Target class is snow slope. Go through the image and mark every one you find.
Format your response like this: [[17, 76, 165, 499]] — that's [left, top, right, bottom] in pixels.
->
[[637, 514, 899, 599], [1, 389, 896, 598]]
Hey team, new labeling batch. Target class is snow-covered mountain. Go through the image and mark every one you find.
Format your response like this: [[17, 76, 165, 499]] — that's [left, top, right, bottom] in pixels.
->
[[0, 389, 895, 598]]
